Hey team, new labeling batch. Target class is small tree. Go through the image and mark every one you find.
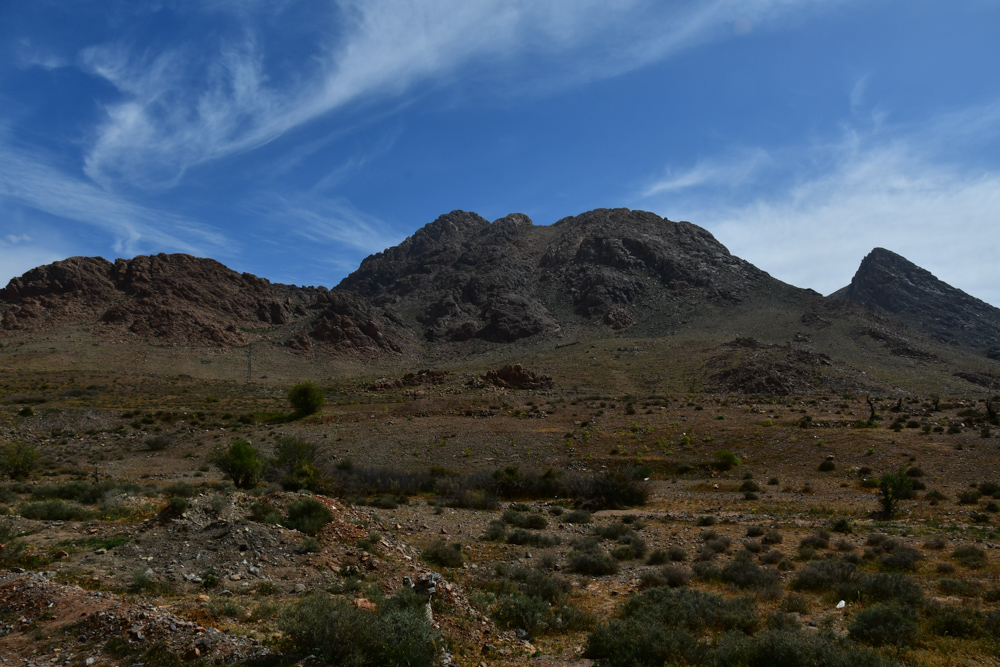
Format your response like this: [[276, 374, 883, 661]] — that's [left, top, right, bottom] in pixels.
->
[[267, 435, 322, 491], [0, 442, 41, 480], [878, 467, 913, 517], [210, 438, 263, 489], [288, 382, 325, 417]]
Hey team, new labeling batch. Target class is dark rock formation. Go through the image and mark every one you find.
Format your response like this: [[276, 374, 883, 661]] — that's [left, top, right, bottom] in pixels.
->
[[302, 289, 406, 356], [831, 248, 1000, 354], [483, 364, 553, 390], [339, 208, 788, 342], [1, 254, 316, 346]]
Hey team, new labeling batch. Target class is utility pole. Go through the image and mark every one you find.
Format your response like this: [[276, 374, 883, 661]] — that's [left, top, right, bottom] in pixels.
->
[[246, 342, 253, 384]]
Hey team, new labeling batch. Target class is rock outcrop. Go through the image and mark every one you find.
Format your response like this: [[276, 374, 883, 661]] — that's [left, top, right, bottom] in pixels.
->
[[1, 254, 316, 346], [831, 248, 1000, 355]]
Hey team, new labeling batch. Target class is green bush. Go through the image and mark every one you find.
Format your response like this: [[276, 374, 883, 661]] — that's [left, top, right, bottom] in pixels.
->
[[506, 529, 559, 548], [848, 604, 918, 648], [713, 450, 741, 470], [249, 499, 282, 524], [492, 563, 570, 603], [0, 442, 41, 480], [571, 470, 650, 510], [585, 588, 760, 666], [562, 509, 592, 524], [877, 467, 913, 516], [210, 438, 264, 489], [720, 558, 780, 594], [422, 540, 463, 567], [279, 590, 437, 667], [165, 496, 188, 516], [585, 620, 706, 667], [646, 548, 668, 565], [926, 603, 985, 639], [288, 382, 325, 416], [638, 565, 690, 589], [19, 499, 93, 521], [267, 435, 323, 491], [957, 489, 982, 505], [568, 548, 618, 576], [296, 537, 321, 554], [482, 520, 507, 542], [164, 481, 196, 498], [284, 498, 333, 535], [502, 508, 548, 529], [952, 545, 987, 569]]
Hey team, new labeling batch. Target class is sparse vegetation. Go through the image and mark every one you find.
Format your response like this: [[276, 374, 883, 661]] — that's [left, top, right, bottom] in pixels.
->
[[210, 438, 264, 489], [287, 381, 325, 417]]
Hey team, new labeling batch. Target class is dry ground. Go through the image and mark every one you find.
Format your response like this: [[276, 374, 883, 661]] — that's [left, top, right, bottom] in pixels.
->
[[1, 348, 999, 666]]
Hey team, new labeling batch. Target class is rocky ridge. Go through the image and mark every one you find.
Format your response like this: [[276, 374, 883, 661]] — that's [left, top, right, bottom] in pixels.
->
[[831, 247, 1000, 358]]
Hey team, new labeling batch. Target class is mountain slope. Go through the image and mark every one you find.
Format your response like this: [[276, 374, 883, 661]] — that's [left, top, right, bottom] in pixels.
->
[[1, 254, 316, 346], [339, 208, 806, 343], [831, 248, 1000, 358]]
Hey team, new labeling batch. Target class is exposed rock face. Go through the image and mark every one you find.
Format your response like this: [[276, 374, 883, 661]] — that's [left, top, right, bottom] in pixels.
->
[[483, 364, 553, 390], [341, 211, 557, 342], [301, 289, 406, 356], [340, 208, 785, 342], [831, 248, 1000, 354], [1, 254, 316, 346]]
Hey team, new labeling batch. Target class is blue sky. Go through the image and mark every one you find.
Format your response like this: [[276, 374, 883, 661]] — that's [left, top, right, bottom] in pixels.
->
[[2, 1, 999, 307]]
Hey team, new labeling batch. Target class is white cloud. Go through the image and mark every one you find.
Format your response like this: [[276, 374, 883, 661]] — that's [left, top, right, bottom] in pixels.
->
[[250, 193, 403, 255], [0, 138, 229, 257], [643, 149, 773, 196], [643, 108, 1000, 307], [77, 0, 848, 189]]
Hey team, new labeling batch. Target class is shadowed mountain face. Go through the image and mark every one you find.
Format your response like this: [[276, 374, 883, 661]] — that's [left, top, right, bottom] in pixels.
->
[[0, 254, 317, 346], [831, 248, 1000, 358], [338, 208, 792, 342]]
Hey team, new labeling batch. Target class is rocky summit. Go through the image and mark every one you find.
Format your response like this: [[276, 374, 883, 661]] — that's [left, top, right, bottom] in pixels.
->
[[339, 208, 795, 343], [831, 247, 1000, 358]]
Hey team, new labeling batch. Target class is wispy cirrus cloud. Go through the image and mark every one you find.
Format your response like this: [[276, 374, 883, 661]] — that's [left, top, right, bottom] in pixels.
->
[[643, 148, 774, 196], [78, 0, 849, 189], [251, 192, 403, 255], [642, 100, 1000, 307], [0, 137, 228, 257]]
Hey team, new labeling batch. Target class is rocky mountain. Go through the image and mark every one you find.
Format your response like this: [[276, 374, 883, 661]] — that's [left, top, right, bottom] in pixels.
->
[[2, 210, 999, 386], [831, 248, 1000, 359], [338, 208, 797, 342], [0, 254, 316, 346]]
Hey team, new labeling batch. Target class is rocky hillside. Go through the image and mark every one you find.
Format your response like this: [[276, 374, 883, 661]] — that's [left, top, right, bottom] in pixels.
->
[[831, 248, 1000, 359], [339, 208, 800, 342], [3, 211, 999, 381], [0, 254, 317, 347]]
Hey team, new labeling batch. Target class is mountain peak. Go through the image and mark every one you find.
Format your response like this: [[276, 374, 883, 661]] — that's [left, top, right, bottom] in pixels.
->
[[832, 248, 1000, 354]]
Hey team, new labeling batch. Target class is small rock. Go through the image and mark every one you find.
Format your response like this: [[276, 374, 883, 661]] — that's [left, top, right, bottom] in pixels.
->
[[294, 583, 306, 593], [515, 628, 530, 641], [440, 527, 448, 534]]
